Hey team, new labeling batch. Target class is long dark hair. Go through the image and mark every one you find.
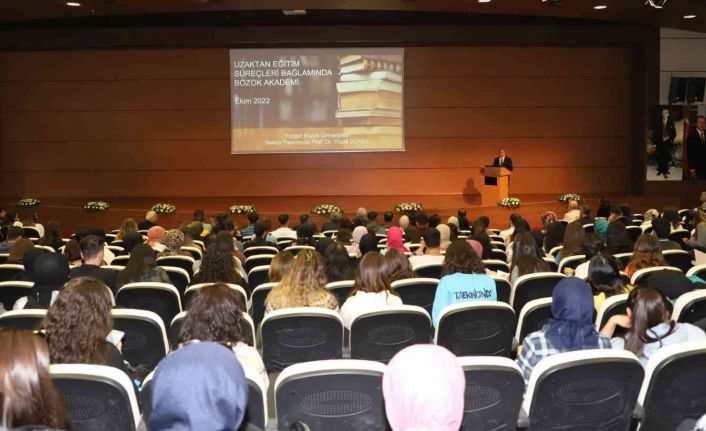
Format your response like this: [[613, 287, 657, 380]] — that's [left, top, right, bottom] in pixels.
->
[[627, 234, 668, 274], [350, 252, 395, 297], [40, 221, 63, 250], [179, 284, 250, 346], [544, 221, 566, 252], [117, 244, 157, 286], [471, 232, 493, 260], [561, 222, 585, 258], [624, 287, 675, 357], [0, 329, 72, 430], [605, 222, 633, 255], [324, 241, 355, 282], [587, 254, 625, 298], [193, 241, 243, 285], [383, 249, 416, 283], [511, 232, 549, 277], [442, 240, 485, 276]]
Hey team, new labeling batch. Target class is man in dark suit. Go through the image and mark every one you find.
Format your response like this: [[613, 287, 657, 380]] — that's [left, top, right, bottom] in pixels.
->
[[69, 235, 117, 295], [687, 115, 706, 180], [492, 149, 513, 172]]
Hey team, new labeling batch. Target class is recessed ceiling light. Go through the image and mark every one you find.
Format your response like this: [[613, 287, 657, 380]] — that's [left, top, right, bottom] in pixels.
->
[[684, 14, 697, 19], [478, 0, 492, 3], [594, 5, 607, 9], [65, 1, 81, 6]]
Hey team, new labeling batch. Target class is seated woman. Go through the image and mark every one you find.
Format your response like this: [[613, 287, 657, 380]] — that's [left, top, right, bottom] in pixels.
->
[[63, 238, 83, 266], [121, 231, 144, 254], [605, 222, 634, 256], [436, 224, 453, 250], [431, 240, 496, 326], [340, 252, 403, 329], [265, 249, 337, 313], [573, 234, 604, 279], [601, 287, 706, 367], [15, 253, 69, 310], [517, 278, 611, 384], [43, 277, 130, 374], [555, 221, 585, 264], [471, 231, 494, 260], [348, 226, 368, 257], [14, 248, 45, 282], [686, 208, 706, 250], [7, 238, 35, 264], [509, 232, 549, 285], [323, 241, 355, 283], [0, 329, 72, 430], [179, 283, 268, 388], [192, 240, 247, 289], [267, 251, 293, 283], [624, 234, 668, 278], [587, 254, 629, 311], [383, 248, 416, 283], [384, 226, 410, 254], [116, 244, 171, 288], [116, 217, 139, 241], [39, 221, 64, 251], [18, 213, 45, 238], [147, 225, 167, 252], [159, 229, 191, 258]]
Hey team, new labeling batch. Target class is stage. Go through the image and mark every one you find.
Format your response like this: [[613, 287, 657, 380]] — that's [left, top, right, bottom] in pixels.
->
[[13, 193, 684, 235]]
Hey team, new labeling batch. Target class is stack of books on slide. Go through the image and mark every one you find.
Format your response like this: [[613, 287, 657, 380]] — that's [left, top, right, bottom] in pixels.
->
[[335, 55, 403, 127]]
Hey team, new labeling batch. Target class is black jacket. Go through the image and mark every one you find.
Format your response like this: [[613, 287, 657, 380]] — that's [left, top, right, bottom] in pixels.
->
[[492, 156, 513, 171], [687, 127, 706, 178]]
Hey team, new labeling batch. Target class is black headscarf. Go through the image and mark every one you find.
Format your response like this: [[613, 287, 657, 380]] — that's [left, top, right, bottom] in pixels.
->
[[315, 237, 333, 256], [17, 249, 47, 282], [359, 234, 379, 257], [27, 253, 69, 308], [122, 231, 143, 254]]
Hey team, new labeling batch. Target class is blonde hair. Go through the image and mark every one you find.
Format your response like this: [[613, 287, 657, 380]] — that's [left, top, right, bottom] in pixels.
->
[[265, 249, 336, 309]]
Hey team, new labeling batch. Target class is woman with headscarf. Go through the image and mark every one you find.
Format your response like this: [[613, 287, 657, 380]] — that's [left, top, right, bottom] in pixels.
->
[[7, 238, 35, 264], [358, 233, 379, 257], [384, 226, 410, 254], [436, 224, 452, 250], [447, 216, 459, 230], [383, 345, 465, 431], [121, 231, 144, 254], [148, 341, 248, 431], [516, 278, 611, 384], [15, 248, 46, 282], [159, 229, 193, 261], [347, 226, 368, 257], [147, 226, 166, 253], [15, 254, 69, 310]]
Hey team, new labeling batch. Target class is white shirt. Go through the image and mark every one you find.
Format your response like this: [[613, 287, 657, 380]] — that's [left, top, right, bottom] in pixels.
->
[[340, 290, 403, 329], [270, 226, 297, 239], [233, 342, 269, 390], [563, 209, 581, 223], [574, 261, 590, 279], [499, 227, 514, 244], [409, 254, 444, 269]]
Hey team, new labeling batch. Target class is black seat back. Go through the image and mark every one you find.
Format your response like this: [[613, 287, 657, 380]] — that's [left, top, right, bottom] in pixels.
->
[[350, 308, 431, 362], [437, 304, 516, 357]]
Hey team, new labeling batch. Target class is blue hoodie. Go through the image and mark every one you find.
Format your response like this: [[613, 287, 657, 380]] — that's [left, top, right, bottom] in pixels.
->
[[149, 342, 248, 431], [431, 273, 496, 326]]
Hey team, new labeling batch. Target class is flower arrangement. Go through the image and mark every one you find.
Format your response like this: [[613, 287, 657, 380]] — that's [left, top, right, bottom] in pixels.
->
[[17, 198, 41, 207], [311, 204, 342, 216], [558, 194, 582, 203], [228, 204, 257, 215], [84, 200, 110, 212], [151, 203, 176, 215], [395, 202, 423, 213], [497, 197, 522, 209]]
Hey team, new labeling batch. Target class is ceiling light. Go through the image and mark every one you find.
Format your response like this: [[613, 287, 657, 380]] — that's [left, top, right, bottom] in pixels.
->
[[645, 0, 668, 9], [478, 0, 492, 3], [594, 5, 607, 9], [684, 14, 697, 19], [65, 1, 81, 6]]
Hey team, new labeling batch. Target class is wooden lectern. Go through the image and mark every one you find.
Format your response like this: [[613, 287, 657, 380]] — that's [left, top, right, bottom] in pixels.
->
[[481, 166, 512, 206]]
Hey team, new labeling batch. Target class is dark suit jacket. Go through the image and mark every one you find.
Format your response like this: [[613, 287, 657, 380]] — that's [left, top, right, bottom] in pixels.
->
[[687, 128, 706, 178], [138, 220, 156, 231], [492, 156, 513, 171], [69, 264, 118, 295]]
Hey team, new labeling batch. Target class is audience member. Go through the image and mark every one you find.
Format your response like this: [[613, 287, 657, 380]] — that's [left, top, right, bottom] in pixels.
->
[[543, 221, 565, 253], [321, 211, 342, 232], [323, 241, 355, 283], [382, 211, 394, 229], [458, 208, 470, 230], [573, 234, 605, 279], [271, 214, 297, 239], [383, 249, 416, 283], [639, 269, 694, 301], [563, 200, 581, 223], [594, 218, 609, 241], [431, 240, 496, 325], [409, 228, 444, 268], [138, 210, 159, 231], [240, 211, 259, 238], [687, 209, 706, 250], [358, 233, 379, 257], [366, 211, 385, 234], [179, 283, 267, 387], [597, 196, 611, 218], [149, 341, 247, 431], [662, 206, 681, 231], [244, 220, 275, 249], [471, 231, 493, 260], [336, 228, 353, 245], [294, 214, 318, 237], [578, 205, 594, 225], [447, 215, 459, 231], [499, 213, 522, 243], [602, 287, 706, 367], [340, 253, 402, 329], [69, 234, 117, 294], [146, 225, 167, 252], [8, 238, 35, 263], [383, 345, 465, 431], [17, 253, 69, 310], [517, 278, 611, 384], [116, 244, 170, 288], [510, 232, 549, 284], [39, 220, 63, 251], [192, 208, 211, 232], [116, 217, 138, 240], [605, 222, 633, 256], [624, 234, 668, 278], [415, 213, 429, 237], [159, 229, 191, 258], [265, 249, 337, 312], [640, 209, 659, 230], [121, 231, 144, 254], [473, 215, 491, 236], [14, 249, 45, 283], [619, 203, 634, 225], [652, 217, 682, 250], [0, 225, 23, 253], [268, 251, 294, 283], [556, 221, 585, 263], [540, 211, 558, 228], [18, 212, 45, 238], [428, 214, 441, 229], [587, 254, 628, 311], [352, 207, 368, 228], [0, 329, 71, 430], [436, 223, 452, 250], [385, 226, 410, 254], [608, 205, 624, 224], [349, 225, 368, 258], [63, 238, 83, 266], [192, 239, 246, 287], [399, 215, 420, 243]]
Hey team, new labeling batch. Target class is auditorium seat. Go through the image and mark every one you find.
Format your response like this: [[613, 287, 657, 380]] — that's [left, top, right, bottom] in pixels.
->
[[193, 240, 205, 251], [413, 263, 443, 279], [274, 360, 387, 430], [168, 310, 256, 350], [661, 249, 692, 273], [0, 263, 24, 282], [247, 265, 270, 293], [390, 278, 439, 314], [613, 252, 633, 269], [626, 225, 643, 243], [180, 245, 203, 260], [514, 297, 552, 347], [107, 245, 126, 256], [156, 256, 195, 279], [104, 233, 116, 244], [350, 305, 431, 362], [33, 245, 55, 253], [490, 241, 506, 251], [489, 235, 503, 243], [542, 257, 559, 272], [102, 265, 125, 277], [0, 253, 8, 264], [557, 254, 586, 274], [51, 364, 140, 431], [321, 230, 337, 237], [116, 282, 182, 332], [283, 245, 315, 256], [482, 259, 510, 274], [244, 254, 276, 274], [260, 308, 343, 373], [594, 293, 628, 331], [669, 229, 691, 245], [435, 301, 515, 357], [22, 226, 41, 240], [548, 245, 563, 259], [672, 290, 706, 324], [0, 309, 46, 330], [510, 272, 565, 315], [0, 280, 33, 310], [406, 243, 421, 253], [183, 283, 248, 307], [630, 266, 682, 285], [520, 350, 643, 430], [583, 223, 594, 233], [243, 245, 279, 258], [325, 280, 355, 307], [488, 248, 507, 261], [493, 276, 511, 304], [111, 255, 130, 266], [249, 282, 277, 329], [161, 266, 190, 295], [111, 308, 169, 370], [458, 357, 524, 431], [637, 342, 706, 431], [687, 264, 706, 280]]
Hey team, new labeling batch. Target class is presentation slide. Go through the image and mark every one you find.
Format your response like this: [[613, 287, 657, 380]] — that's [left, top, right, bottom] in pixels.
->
[[230, 48, 404, 154]]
